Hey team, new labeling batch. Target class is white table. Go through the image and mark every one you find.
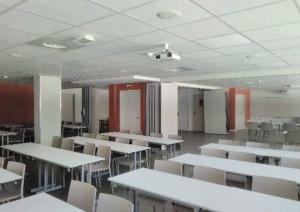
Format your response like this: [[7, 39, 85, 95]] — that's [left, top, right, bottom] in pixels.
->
[[171, 154, 300, 184], [0, 168, 22, 184], [0, 193, 84, 212], [0, 131, 17, 156], [109, 168, 300, 212], [102, 132, 183, 157], [72, 136, 150, 172], [63, 125, 88, 136], [200, 143, 300, 160], [1, 143, 103, 193]]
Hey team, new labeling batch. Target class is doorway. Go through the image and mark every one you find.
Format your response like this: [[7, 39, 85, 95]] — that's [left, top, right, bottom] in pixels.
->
[[120, 90, 141, 132], [235, 94, 246, 130]]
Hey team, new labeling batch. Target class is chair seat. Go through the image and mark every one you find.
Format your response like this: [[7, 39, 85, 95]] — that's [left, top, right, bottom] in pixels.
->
[[0, 183, 21, 203], [85, 162, 109, 172], [116, 158, 146, 167]]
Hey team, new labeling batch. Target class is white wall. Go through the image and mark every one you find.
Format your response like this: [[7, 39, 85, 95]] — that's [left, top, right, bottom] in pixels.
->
[[62, 88, 82, 123], [178, 88, 203, 131], [204, 90, 227, 134], [91, 88, 109, 134], [161, 83, 178, 137], [251, 89, 300, 121], [34, 75, 61, 145]]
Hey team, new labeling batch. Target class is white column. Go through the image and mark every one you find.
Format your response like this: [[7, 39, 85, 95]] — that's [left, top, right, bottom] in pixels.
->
[[34, 75, 61, 145], [161, 83, 178, 137]]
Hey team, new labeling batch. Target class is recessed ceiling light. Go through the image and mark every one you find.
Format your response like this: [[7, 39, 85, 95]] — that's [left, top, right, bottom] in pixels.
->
[[42, 41, 68, 49], [157, 10, 181, 20], [73, 34, 96, 44], [10, 53, 23, 58], [3, 76, 8, 79], [120, 69, 128, 73], [246, 54, 261, 58]]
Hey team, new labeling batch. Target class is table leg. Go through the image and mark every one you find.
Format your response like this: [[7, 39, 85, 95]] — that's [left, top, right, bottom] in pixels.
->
[[134, 152, 137, 170], [81, 166, 84, 182], [1, 135, 3, 156], [133, 190, 137, 212], [88, 164, 92, 183], [38, 161, 42, 188], [44, 162, 49, 192], [139, 151, 142, 168]]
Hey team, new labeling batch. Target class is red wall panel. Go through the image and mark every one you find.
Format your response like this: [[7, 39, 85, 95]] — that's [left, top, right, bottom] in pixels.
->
[[109, 82, 146, 134], [0, 82, 34, 124]]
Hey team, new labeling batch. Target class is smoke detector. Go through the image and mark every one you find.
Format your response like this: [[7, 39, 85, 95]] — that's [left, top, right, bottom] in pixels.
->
[[157, 10, 181, 20], [72, 34, 96, 44]]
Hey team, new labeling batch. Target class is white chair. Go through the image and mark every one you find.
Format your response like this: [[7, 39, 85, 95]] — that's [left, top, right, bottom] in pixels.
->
[[115, 137, 130, 144], [282, 144, 300, 152], [252, 176, 298, 200], [83, 133, 94, 138], [246, 122, 260, 141], [280, 158, 300, 169], [67, 180, 97, 212], [228, 151, 256, 163], [130, 130, 142, 135], [201, 148, 226, 158], [246, 142, 270, 149], [120, 129, 130, 133], [137, 160, 182, 212], [97, 193, 134, 212], [168, 134, 183, 156], [0, 156, 5, 168], [0, 161, 26, 203], [83, 142, 96, 156], [51, 136, 62, 148], [260, 122, 274, 143], [61, 138, 74, 151], [90, 145, 111, 187], [116, 140, 148, 174], [218, 139, 240, 146], [193, 166, 226, 185], [96, 134, 109, 141]]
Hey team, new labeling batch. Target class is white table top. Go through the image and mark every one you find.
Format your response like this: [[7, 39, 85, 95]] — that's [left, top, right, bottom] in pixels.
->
[[0, 168, 22, 184], [63, 125, 88, 129], [0, 131, 17, 136], [102, 132, 183, 145], [200, 143, 300, 159], [0, 193, 84, 212], [72, 136, 149, 154], [171, 154, 300, 184], [1, 143, 103, 168], [109, 168, 300, 212]]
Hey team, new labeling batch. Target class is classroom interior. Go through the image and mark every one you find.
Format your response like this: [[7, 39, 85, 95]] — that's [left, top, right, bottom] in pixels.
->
[[1, 0, 300, 212]]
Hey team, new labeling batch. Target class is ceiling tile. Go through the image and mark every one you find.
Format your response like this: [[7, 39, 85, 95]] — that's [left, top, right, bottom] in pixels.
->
[[196, 34, 251, 49], [217, 43, 264, 55], [90, 0, 154, 12], [0, 4, 8, 12], [221, 1, 300, 31], [0, 9, 71, 35], [125, 0, 211, 28], [245, 22, 300, 42], [126, 30, 184, 46], [83, 14, 155, 38], [273, 47, 300, 57], [0, 0, 22, 6], [0, 40, 16, 50], [0, 27, 40, 43], [51, 26, 115, 45], [69, 45, 116, 58], [232, 51, 283, 64], [261, 37, 300, 50], [17, 0, 114, 25], [169, 41, 207, 54], [166, 18, 234, 40], [194, 0, 279, 15], [184, 50, 223, 59], [1, 44, 59, 57], [92, 40, 147, 54]]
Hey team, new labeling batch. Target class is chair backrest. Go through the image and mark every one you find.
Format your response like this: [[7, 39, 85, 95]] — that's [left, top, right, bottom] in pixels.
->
[[246, 142, 270, 149], [228, 151, 256, 163], [67, 180, 97, 212], [260, 122, 273, 131], [97, 145, 111, 168], [120, 129, 130, 133], [252, 176, 298, 200], [246, 121, 260, 130], [132, 140, 148, 147], [6, 161, 26, 198], [201, 148, 226, 158], [83, 142, 96, 156], [96, 193, 134, 212], [96, 134, 109, 141], [286, 123, 297, 132], [115, 137, 130, 144], [282, 145, 300, 152], [61, 138, 74, 151], [154, 160, 182, 176], [218, 139, 239, 146], [193, 166, 225, 185], [51, 136, 62, 148], [168, 134, 182, 140], [150, 133, 163, 138], [0, 156, 5, 168], [83, 133, 94, 138], [280, 158, 300, 169], [130, 130, 142, 135]]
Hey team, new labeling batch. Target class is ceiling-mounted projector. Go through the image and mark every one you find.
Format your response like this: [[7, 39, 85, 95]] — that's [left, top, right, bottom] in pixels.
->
[[146, 43, 181, 61]]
